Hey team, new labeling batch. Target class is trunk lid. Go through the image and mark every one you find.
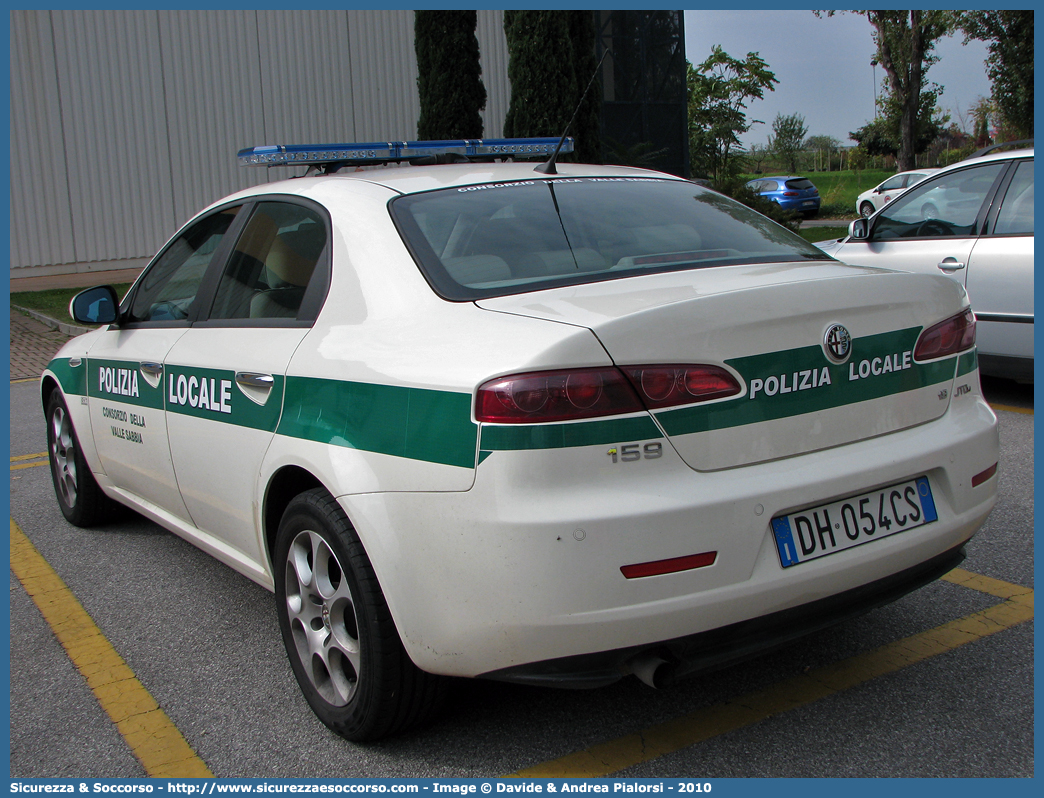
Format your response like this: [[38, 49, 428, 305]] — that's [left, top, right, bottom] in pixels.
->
[[476, 262, 968, 471]]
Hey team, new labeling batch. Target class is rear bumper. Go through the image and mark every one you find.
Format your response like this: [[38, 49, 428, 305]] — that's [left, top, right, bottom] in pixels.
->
[[777, 197, 821, 211], [341, 391, 998, 679], [481, 543, 966, 687]]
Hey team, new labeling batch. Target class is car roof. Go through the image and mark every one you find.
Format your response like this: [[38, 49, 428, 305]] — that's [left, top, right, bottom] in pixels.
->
[[955, 146, 1033, 168], [214, 161, 686, 208]]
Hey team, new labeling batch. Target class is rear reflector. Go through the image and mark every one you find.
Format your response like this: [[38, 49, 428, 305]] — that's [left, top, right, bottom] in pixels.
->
[[621, 551, 717, 579], [972, 463, 997, 487]]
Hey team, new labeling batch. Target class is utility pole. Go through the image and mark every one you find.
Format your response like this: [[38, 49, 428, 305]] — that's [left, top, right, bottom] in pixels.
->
[[870, 58, 878, 118]]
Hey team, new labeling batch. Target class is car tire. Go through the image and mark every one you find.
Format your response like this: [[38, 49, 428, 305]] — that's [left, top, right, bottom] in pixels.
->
[[274, 488, 447, 741], [921, 202, 939, 220], [46, 389, 120, 527], [859, 202, 875, 219]]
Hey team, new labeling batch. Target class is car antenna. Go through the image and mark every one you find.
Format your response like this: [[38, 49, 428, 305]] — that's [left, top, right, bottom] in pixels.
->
[[535, 49, 610, 175]]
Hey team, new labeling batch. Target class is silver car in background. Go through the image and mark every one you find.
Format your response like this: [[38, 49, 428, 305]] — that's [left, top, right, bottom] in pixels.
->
[[818, 144, 1033, 382]]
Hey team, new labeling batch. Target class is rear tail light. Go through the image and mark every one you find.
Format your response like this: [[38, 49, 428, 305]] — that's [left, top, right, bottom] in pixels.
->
[[476, 368, 644, 423], [622, 365, 741, 409], [782, 191, 799, 197], [914, 309, 976, 361], [476, 364, 742, 423]]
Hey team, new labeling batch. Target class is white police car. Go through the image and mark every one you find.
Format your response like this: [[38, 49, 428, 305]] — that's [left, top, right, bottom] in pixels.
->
[[44, 138, 999, 741]]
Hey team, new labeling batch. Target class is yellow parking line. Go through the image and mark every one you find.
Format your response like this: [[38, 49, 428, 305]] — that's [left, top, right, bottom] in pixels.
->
[[990, 403, 1032, 415], [11, 377, 38, 384], [9, 519, 213, 778], [10, 453, 49, 471], [512, 569, 1033, 778]]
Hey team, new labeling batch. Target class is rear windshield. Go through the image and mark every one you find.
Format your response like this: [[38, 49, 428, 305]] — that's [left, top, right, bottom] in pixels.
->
[[390, 177, 831, 300], [784, 178, 815, 190]]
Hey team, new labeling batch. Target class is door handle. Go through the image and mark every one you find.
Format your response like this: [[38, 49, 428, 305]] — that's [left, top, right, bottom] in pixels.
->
[[937, 258, 965, 272], [140, 362, 164, 377], [235, 372, 275, 389]]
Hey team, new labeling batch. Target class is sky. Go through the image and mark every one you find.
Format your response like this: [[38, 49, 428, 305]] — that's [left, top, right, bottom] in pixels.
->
[[684, 10, 993, 149]]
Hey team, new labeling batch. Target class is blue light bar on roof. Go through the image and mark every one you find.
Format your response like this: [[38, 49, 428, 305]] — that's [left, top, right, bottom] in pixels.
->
[[236, 138, 573, 167]]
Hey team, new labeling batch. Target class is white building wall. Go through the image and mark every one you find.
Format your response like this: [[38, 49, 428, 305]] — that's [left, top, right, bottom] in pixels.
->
[[10, 9, 510, 276]]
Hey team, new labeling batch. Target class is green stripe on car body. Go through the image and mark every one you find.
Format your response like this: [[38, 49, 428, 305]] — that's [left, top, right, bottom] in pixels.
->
[[479, 414, 661, 452], [957, 348, 978, 378], [88, 358, 164, 410], [165, 364, 284, 432], [278, 376, 478, 469], [50, 326, 968, 467], [45, 358, 88, 397]]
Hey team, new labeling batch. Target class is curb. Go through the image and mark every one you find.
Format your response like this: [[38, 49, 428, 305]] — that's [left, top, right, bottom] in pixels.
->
[[11, 304, 93, 336]]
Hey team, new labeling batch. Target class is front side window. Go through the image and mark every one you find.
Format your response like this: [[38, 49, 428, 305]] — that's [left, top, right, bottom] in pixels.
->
[[127, 206, 241, 323], [878, 175, 905, 191], [871, 162, 1005, 240], [392, 177, 831, 301], [992, 160, 1034, 236], [208, 201, 327, 321]]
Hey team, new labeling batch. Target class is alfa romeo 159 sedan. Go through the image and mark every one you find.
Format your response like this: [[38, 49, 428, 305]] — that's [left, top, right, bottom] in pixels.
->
[[43, 138, 999, 741]]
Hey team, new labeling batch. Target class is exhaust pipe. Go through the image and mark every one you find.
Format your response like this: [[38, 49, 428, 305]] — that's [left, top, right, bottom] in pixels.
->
[[630, 653, 673, 689]]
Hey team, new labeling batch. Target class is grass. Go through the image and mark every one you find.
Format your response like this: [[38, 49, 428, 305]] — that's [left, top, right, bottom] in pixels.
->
[[11, 284, 132, 325], [797, 226, 848, 245]]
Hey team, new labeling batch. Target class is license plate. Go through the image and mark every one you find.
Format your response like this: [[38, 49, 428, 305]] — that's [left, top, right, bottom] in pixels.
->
[[802, 200, 815, 206], [771, 477, 937, 568]]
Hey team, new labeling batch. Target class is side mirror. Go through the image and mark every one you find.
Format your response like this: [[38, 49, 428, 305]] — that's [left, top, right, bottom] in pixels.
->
[[848, 218, 870, 241], [70, 285, 119, 325]]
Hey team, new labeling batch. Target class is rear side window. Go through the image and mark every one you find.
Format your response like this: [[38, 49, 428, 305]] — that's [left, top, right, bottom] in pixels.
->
[[208, 201, 327, 321], [391, 177, 830, 300]]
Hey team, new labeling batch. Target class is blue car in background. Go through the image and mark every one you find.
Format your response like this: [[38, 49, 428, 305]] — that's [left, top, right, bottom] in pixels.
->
[[745, 175, 821, 218]]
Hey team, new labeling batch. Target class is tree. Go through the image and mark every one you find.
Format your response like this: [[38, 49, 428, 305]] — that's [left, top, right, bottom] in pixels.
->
[[850, 100, 944, 163], [564, 11, 601, 163], [805, 134, 840, 171], [820, 10, 953, 171], [687, 46, 778, 182], [415, 11, 486, 140], [968, 96, 995, 148], [867, 11, 954, 170], [744, 142, 770, 175], [957, 11, 1033, 140], [502, 11, 602, 162], [768, 113, 807, 172]]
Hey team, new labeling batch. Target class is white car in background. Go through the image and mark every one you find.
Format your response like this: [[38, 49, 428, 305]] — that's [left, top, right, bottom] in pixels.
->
[[856, 168, 940, 218], [43, 138, 999, 741]]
